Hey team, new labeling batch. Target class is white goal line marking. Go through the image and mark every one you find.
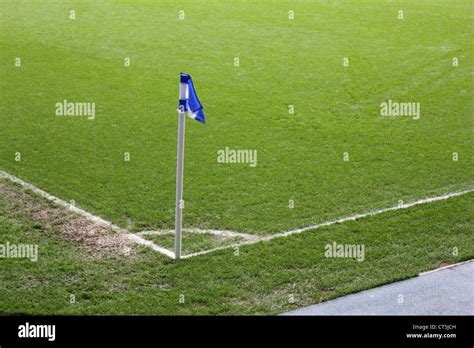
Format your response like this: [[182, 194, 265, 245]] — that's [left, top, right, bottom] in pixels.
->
[[1, 170, 472, 260]]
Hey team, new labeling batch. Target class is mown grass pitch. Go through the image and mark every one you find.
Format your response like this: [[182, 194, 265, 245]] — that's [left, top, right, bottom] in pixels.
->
[[0, 0, 472, 314], [1, 0, 472, 235]]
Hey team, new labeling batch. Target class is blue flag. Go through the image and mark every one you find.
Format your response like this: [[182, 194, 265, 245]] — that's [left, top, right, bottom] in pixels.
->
[[178, 73, 205, 124]]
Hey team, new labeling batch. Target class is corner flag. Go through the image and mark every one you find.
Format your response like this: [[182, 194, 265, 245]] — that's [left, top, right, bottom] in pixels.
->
[[178, 72, 205, 124], [175, 73, 205, 260]]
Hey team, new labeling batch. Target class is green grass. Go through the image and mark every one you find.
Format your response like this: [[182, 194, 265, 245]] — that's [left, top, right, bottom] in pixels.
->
[[0, 179, 472, 315], [1, 0, 472, 235]]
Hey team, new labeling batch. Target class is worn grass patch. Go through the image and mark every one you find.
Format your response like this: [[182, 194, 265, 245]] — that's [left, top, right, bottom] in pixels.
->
[[0, 178, 134, 258]]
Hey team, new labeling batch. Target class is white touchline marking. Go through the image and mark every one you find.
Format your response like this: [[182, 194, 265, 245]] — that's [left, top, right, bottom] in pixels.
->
[[182, 187, 474, 259], [1, 169, 472, 260], [0, 170, 175, 259]]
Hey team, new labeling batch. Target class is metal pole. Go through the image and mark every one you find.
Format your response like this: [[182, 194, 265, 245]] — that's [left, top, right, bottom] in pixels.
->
[[175, 111, 185, 260], [175, 83, 187, 260]]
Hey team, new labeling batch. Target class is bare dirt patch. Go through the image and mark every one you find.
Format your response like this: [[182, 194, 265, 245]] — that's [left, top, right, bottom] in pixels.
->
[[0, 179, 134, 257]]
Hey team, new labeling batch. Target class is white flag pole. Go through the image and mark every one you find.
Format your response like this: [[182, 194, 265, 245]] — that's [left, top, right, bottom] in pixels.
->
[[175, 82, 187, 260]]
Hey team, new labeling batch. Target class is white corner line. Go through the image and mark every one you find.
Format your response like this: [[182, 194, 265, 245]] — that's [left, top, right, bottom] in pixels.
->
[[0, 170, 175, 259], [137, 230, 175, 237], [138, 228, 259, 241]]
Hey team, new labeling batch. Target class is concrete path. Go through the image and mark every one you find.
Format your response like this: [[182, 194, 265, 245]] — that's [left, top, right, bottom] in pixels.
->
[[285, 260, 474, 315]]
